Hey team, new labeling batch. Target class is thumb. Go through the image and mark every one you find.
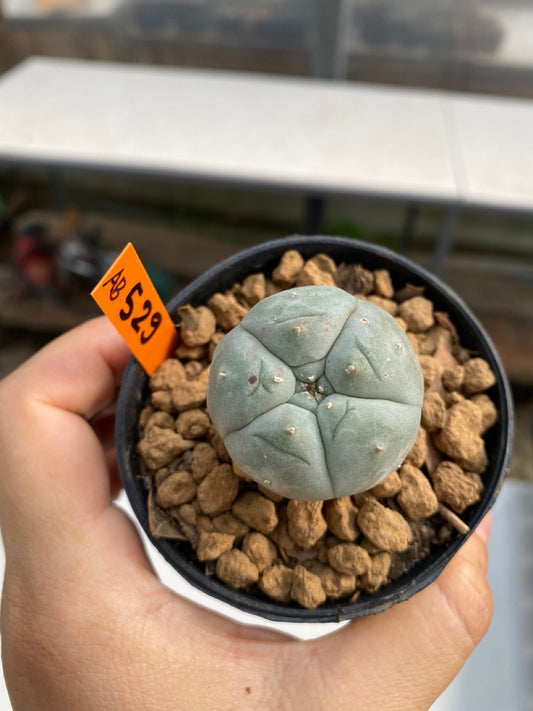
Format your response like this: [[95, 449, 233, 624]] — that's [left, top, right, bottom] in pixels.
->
[[315, 516, 492, 711], [0, 317, 131, 552]]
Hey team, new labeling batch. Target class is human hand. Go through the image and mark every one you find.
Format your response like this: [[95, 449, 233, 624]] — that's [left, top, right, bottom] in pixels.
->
[[0, 317, 492, 711]]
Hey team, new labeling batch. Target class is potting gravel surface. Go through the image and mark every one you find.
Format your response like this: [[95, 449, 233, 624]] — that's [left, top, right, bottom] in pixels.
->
[[135, 250, 498, 609]]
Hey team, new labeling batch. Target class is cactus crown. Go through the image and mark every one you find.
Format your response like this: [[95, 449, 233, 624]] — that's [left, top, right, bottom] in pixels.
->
[[207, 286, 423, 500]]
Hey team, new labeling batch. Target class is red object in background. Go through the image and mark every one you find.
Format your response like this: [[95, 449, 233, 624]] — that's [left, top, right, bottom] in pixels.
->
[[13, 225, 55, 289]]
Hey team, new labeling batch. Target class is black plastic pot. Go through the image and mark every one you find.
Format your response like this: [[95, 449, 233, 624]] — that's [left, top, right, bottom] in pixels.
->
[[116, 235, 514, 623]]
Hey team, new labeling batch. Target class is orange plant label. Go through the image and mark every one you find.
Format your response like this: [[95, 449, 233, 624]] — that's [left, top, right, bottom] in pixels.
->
[[91, 243, 177, 375]]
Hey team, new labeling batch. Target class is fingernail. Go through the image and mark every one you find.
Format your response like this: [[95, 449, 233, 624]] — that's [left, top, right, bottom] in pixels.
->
[[476, 512, 492, 545]]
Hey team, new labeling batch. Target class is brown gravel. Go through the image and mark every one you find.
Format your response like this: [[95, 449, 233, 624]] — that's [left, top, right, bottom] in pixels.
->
[[136, 249, 499, 609]]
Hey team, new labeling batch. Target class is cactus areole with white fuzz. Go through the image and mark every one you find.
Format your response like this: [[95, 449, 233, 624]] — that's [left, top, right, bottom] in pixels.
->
[[207, 286, 424, 500]]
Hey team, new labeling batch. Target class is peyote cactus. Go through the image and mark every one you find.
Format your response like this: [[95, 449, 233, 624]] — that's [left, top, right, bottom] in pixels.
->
[[207, 285, 424, 500]]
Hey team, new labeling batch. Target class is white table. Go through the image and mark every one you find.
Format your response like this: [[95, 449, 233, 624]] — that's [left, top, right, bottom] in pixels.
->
[[449, 93, 533, 212], [1, 56, 533, 272], [2, 0, 125, 21], [0, 56, 458, 202], [428, 92, 533, 271], [0, 56, 462, 273]]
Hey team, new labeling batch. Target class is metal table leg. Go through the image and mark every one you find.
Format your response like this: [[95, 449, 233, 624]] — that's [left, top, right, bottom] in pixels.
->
[[399, 204, 419, 254], [431, 206, 459, 275], [303, 196, 326, 235]]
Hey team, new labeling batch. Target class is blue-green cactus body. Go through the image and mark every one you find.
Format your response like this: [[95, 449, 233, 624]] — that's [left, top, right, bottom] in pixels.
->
[[207, 286, 423, 500]]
